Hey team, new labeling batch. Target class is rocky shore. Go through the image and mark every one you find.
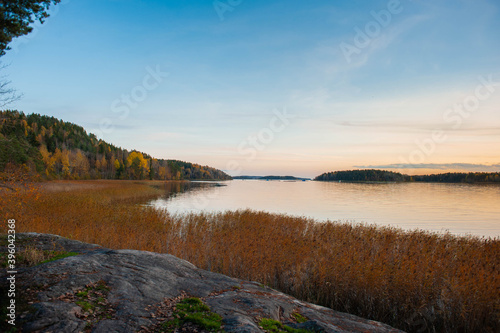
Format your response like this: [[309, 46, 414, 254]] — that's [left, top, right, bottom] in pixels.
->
[[1, 233, 404, 333]]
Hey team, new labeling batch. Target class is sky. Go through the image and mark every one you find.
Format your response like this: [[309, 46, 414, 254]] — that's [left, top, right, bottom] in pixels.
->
[[3, 0, 500, 178]]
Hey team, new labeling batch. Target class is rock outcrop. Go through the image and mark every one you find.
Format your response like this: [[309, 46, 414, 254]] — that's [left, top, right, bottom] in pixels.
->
[[2, 233, 404, 333]]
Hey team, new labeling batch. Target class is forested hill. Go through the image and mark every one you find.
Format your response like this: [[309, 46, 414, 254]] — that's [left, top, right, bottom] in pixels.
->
[[315, 170, 409, 182], [0, 110, 232, 181], [315, 169, 500, 183]]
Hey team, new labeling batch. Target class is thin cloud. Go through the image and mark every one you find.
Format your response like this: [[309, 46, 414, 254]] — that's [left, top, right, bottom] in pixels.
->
[[337, 121, 500, 134], [146, 131, 184, 141], [321, 14, 430, 74], [355, 163, 500, 172], [352, 14, 430, 68]]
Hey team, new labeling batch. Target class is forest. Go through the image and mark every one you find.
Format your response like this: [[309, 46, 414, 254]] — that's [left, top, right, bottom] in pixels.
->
[[413, 172, 500, 183], [315, 169, 409, 182], [0, 110, 232, 181], [315, 169, 500, 183]]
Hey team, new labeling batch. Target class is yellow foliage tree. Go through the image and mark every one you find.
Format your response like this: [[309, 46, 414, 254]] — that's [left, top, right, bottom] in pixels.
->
[[73, 150, 90, 179], [127, 151, 149, 180], [100, 156, 107, 170], [61, 149, 70, 178], [158, 166, 166, 180], [39, 145, 51, 168]]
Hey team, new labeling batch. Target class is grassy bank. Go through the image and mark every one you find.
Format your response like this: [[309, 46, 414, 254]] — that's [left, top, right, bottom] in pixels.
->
[[1, 180, 498, 332]]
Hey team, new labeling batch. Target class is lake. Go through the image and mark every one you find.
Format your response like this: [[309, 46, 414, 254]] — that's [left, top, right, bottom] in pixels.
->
[[148, 180, 500, 238]]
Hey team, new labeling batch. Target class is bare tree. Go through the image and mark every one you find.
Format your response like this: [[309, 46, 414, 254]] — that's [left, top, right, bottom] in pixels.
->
[[0, 64, 22, 108]]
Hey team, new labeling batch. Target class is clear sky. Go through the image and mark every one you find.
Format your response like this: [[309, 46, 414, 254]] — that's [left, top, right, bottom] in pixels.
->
[[3, 0, 500, 177]]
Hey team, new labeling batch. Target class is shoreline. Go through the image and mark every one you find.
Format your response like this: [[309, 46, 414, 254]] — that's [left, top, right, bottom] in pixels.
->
[[2, 180, 498, 332]]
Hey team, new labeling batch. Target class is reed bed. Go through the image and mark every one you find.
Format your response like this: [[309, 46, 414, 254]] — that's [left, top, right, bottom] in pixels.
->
[[1, 180, 498, 332]]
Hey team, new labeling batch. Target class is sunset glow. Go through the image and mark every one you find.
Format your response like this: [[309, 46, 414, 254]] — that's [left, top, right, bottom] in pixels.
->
[[3, 0, 499, 177]]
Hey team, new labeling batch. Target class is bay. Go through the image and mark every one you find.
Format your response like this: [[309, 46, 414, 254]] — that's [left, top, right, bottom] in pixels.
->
[[149, 180, 500, 238]]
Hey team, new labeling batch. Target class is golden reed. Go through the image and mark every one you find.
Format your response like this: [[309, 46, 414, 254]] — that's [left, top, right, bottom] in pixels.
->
[[1, 180, 498, 332]]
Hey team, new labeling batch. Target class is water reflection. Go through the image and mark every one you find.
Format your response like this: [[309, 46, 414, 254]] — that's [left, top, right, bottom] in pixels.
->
[[149, 181, 225, 211], [148, 180, 500, 238]]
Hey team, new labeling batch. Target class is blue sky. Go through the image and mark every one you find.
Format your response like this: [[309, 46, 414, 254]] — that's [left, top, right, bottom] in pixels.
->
[[3, 0, 500, 177]]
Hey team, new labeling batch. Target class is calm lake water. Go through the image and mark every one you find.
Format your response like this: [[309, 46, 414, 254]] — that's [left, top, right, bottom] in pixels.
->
[[148, 180, 500, 238]]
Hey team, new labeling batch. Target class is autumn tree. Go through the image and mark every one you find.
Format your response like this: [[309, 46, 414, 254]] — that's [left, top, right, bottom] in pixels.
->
[[61, 149, 70, 178], [114, 159, 123, 179], [127, 151, 149, 180], [158, 166, 166, 180], [73, 150, 89, 179], [0, 111, 233, 181]]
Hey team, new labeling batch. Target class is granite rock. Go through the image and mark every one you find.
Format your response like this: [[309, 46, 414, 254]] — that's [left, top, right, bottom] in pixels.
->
[[2, 233, 404, 333]]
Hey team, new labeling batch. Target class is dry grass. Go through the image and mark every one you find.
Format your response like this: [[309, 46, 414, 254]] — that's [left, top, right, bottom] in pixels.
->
[[1, 180, 498, 332], [19, 246, 48, 266]]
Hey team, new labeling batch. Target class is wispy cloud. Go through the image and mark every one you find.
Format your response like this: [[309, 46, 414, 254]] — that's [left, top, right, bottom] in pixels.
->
[[315, 13, 430, 76], [355, 163, 500, 172], [146, 131, 184, 141], [350, 14, 430, 69], [336, 121, 500, 134]]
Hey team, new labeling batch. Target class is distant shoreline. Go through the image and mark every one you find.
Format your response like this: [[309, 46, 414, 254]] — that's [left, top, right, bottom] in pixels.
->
[[314, 169, 500, 184], [313, 180, 500, 184], [233, 175, 311, 181]]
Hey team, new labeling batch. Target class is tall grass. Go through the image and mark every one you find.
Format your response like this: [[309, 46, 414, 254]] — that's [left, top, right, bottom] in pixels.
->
[[1, 180, 498, 332]]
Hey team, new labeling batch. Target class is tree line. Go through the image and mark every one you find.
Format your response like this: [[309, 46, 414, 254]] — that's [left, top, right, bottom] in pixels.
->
[[0, 110, 232, 181], [315, 169, 500, 183], [315, 169, 408, 182]]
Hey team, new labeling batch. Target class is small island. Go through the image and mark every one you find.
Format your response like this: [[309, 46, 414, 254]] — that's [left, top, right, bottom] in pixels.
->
[[233, 175, 311, 181], [315, 170, 407, 182]]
